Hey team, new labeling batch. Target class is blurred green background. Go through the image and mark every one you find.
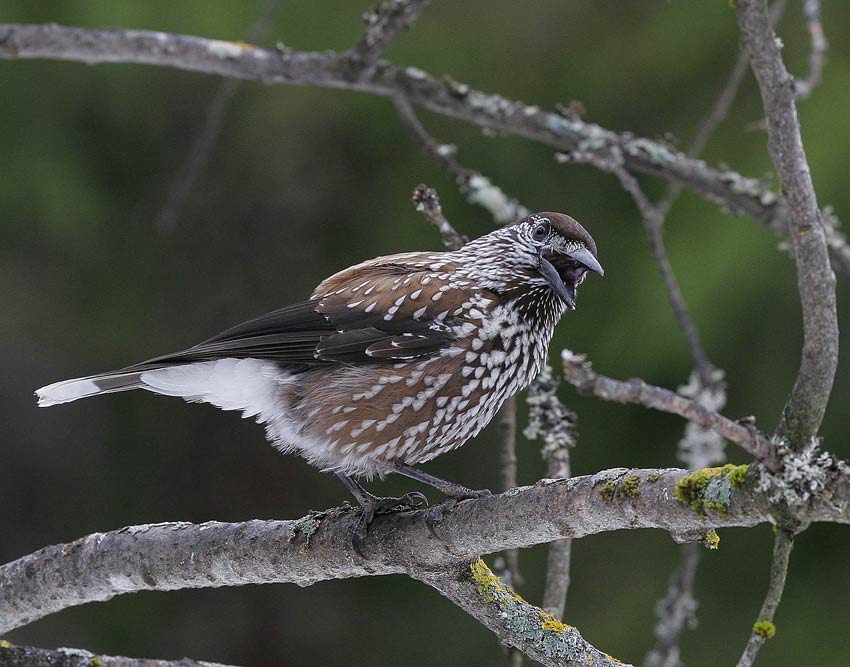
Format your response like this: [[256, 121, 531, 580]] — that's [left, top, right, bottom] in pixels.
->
[[2, 1, 849, 665]]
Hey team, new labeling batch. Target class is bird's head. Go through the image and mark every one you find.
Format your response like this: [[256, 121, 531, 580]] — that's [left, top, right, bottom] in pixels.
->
[[506, 212, 604, 310]]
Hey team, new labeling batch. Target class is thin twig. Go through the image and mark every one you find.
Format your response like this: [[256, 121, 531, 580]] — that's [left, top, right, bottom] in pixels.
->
[[557, 149, 714, 385], [560, 349, 775, 465], [393, 95, 471, 182], [349, 0, 431, 71], [155, 0, 282, 232], [0, 643, 236, 667], [735, 529, 794, 667], [737, 0, 838, 446], [795, 0, 827, 100], [525, 366, 576, 619], [644, 543, 702, 667], [411, 184, 465, 249], [394, 96, 527, 223]]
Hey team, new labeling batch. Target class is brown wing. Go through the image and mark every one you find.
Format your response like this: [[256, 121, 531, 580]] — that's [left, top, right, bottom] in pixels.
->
[[312, 252, 474, 363], [119, 252, 479, 371]]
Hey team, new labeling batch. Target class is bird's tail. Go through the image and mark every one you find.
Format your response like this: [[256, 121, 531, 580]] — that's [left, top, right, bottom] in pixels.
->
[[36, 359, 290, 420], [35, 371, 146, 407]]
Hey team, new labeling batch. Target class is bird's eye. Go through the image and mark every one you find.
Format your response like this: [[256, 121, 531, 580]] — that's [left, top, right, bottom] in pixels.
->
[[532, 223, 549, 241]]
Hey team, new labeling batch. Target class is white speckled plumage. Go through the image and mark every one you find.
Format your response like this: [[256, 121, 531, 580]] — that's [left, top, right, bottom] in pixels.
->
[[36, 212, 602, 485]]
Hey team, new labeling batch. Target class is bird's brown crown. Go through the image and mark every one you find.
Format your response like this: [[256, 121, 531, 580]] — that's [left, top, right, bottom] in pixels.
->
[[510, 211, 598, 257]]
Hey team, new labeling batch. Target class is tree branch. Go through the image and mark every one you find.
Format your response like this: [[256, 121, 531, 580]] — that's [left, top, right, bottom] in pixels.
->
[[5, 466, 847, 635], [525, 366, 577, 620], [3, 23, 849, 275], [561, 350, 775, 464], [395, 95, 527, 223], [557, 148, 716, 386], [735, 529, 794, 667], [0, 643, 236, 667], [794, 0, 827, 100], [349, 0, 431, 71], [737, 0, 838, 446], [418, 561, 628, 667]]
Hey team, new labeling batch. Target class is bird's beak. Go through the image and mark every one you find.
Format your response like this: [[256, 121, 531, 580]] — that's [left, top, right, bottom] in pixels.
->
[[538, 247, 604, 310]]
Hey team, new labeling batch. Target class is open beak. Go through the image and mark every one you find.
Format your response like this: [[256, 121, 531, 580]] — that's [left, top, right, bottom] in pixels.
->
[[538, 247, 604, 310]]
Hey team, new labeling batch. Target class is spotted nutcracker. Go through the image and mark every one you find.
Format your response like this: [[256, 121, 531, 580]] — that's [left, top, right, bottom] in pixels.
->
[[36, 211, 602, 549]]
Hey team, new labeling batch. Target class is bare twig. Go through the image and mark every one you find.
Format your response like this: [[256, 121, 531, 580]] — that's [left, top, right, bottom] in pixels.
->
[[525, 366, 577, 619], [6, 467, 847, 635], [644, 543, 702, 667], [735, 529, 794, 667], [155, 0, 282, 232], [604, 157, 715, 385], [0, 643, 235, 667], [5, 24, 850, 274], [561, 350, 775, 465], [393, 95, 471, 182], [556, 147, 714, 383], [795, 0, 827, 100], [411, 184, 465, 249], [349, 0, 430, 71], [395, 96, 527, 223], [737, 0, 839, 446]]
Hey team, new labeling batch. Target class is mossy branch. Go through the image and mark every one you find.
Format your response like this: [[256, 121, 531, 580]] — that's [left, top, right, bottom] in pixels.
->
[[2, 467, 848, 643], [418, 560, 629, 667]]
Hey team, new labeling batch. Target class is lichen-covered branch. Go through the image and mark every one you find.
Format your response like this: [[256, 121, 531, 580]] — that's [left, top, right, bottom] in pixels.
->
[[561, 350, 774, 464], [0, 643, 235, 667], [394, 96, 527, 223], [735, 529, 794, 667], [525, 366, 577, 619], [737, 0, 839, 446], [795, 0, 827, 100], [349, 0, 431, 71], [418, 561, 629, 667], [5, 465, 848, 635], [3, 23, 850, 274]]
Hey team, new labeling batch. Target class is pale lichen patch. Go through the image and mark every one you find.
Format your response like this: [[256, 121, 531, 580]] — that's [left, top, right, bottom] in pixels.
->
[[468, 559, 609, 661]]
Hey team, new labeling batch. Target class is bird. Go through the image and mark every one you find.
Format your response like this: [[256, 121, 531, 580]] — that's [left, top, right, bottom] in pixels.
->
[[36, 211, 602, 552]]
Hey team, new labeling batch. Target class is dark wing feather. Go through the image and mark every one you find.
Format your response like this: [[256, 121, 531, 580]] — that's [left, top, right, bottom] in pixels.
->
[[115, 251, 470, 372], [120, 300, 335, 371]]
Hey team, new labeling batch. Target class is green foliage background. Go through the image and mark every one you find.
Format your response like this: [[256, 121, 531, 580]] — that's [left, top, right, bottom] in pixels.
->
[[2, 1, 849, 665]]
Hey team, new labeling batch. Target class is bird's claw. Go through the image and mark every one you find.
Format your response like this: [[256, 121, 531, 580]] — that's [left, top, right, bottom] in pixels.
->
[[351, 491, 431, 557], [425, 488, 491, 538]]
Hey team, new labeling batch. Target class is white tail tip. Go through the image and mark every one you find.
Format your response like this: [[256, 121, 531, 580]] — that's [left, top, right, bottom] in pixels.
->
[[36, 378, 101, 407]]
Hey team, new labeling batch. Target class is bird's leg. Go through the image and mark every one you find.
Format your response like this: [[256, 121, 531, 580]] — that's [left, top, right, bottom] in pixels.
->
[[336, 473, 428, 557], [394, 465, 491, 536]]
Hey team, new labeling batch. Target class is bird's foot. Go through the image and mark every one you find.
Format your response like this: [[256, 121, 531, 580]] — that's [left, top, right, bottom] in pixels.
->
[[352, 491, 429, 557], [425, 487, 491, 538]]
